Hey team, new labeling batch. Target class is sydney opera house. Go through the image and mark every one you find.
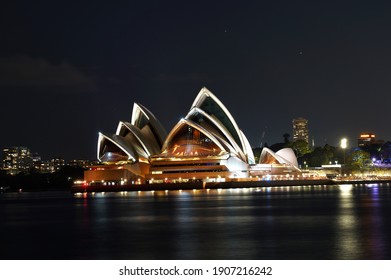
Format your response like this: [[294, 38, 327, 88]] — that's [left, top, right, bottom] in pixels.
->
[[84, 87, 300, 185]]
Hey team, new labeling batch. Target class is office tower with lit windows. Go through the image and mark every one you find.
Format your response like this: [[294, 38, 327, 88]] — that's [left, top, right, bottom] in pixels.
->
[[2, 147, 33, 175], [292, 117, 309, 144]]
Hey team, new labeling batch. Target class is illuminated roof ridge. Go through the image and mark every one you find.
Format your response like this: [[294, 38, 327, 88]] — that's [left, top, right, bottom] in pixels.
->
[[185, 107, 246, 160], [97, 132, 137, 162], [191, 87, 245, 153], [116, 121, 161, 156], [97, 88, 255, 167], [240, 130, 255, 164], [131, 102, 167, 147]]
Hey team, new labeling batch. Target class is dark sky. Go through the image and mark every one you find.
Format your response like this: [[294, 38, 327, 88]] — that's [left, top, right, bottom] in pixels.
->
[[1, 0, 391, 161]]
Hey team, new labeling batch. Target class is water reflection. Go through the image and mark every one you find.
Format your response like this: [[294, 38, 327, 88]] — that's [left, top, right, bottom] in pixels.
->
[[334, 184, 362, 259], [333, 184, 388, 259], [170, 189, 260, 259], [2, 184, 391, 259], [361, 184, 385, 259], [69, 185, 391, 259]]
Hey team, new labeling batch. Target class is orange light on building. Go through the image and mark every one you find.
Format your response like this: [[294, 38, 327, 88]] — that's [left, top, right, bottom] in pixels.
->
[[360, 133, 375, 138]]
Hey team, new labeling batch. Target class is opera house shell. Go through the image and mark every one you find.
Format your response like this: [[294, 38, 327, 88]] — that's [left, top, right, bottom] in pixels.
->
[[85, 87, 300, 184]]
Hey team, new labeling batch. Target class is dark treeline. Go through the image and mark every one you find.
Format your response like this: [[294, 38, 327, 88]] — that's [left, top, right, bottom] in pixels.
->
[[0, 166, 84, 192]]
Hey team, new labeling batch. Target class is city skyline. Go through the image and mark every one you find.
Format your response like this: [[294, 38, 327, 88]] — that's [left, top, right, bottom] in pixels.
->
[[1, 1, 391, 160]]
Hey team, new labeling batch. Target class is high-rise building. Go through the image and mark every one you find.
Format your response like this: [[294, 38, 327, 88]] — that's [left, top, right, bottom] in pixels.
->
[[2, 147, 32, 175], [292, 117, 309, 144]]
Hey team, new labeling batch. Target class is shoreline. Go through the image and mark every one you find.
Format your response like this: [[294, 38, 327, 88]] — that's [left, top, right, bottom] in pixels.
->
[[70, 178, 391, 193]]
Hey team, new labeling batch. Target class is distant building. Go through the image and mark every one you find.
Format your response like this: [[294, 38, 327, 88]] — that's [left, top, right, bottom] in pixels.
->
[[357, 133, 385, 162], [31, 153, 42, 171], [292, 117, 309, 144], [49, 158, 65, 172], [68, 160, 93, 169], [358, 133, 384, 147], [39, 160, 52, 173], [2, 147, 32, 175]]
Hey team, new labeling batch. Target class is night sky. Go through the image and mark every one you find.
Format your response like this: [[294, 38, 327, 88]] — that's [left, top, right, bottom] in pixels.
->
[[1, 0, 391, 161]]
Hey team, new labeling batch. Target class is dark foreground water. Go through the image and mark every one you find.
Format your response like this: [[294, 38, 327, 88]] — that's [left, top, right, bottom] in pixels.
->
[[1, 183, 391, 260]]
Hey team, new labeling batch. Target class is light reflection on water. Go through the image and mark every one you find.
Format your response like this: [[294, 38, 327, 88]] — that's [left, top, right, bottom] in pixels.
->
[[334, 184, 361, 258], [2, 184, 391, 259]]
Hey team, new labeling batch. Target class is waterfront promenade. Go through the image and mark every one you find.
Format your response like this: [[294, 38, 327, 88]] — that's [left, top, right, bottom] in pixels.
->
[[70, 178, 391, 193]]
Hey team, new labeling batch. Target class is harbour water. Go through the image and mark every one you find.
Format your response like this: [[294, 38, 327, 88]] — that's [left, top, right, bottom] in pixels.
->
[[1, 183, 391, 260]]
